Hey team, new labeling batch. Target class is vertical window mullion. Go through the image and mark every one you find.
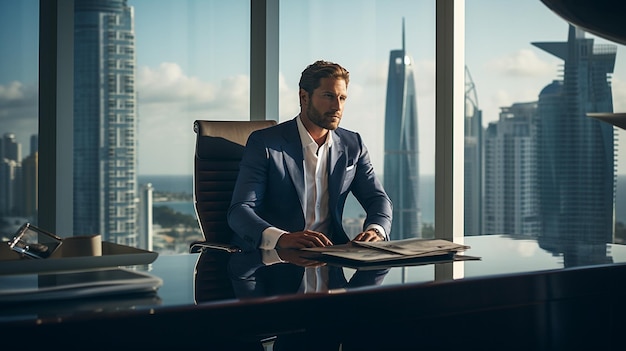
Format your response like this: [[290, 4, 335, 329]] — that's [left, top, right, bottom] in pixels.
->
[[38, 0, 74, 236], [435, 0, 465, 280]]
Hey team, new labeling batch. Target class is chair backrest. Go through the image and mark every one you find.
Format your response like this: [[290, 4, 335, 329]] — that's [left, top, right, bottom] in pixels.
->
[[193, 120, 277, 243]]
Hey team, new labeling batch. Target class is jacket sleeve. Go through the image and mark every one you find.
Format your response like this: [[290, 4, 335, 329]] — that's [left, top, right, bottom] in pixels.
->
[[227, 131, 273, 249], [350, 133, 393, 236]]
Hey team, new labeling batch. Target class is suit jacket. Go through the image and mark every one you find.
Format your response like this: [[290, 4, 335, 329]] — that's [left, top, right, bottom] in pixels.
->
[[227, 117, 392, 250]]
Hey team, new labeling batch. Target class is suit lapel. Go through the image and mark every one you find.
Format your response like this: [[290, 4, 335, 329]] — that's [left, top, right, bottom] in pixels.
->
[[328, 131, 346, 205], [281, 119, 306, 213]]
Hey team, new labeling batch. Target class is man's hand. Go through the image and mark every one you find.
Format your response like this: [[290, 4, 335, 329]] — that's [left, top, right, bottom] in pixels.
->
[[353, 229, 385, 242], [276, 249, 327, 267], [276, 230, 332, 249]]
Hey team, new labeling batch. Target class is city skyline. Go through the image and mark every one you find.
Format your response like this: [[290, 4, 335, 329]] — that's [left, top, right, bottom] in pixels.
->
[[1, 1, 625, 176]]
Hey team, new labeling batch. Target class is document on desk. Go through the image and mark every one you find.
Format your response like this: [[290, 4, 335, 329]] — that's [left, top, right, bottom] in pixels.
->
[[301, 238, 470, 263]]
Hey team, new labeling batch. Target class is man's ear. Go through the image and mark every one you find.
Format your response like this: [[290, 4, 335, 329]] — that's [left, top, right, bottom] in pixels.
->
[[299, 89, 308, 106]]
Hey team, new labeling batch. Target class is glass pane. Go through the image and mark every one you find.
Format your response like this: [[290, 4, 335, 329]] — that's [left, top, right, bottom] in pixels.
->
[[0, 1, 39, 238], [72, 0, 249, 253], [279, 0, 436, 241], [466, 1, 626, 247]]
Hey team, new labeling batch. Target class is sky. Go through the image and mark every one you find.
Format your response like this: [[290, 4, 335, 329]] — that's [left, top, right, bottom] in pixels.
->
[[1, 0, 625, 175]]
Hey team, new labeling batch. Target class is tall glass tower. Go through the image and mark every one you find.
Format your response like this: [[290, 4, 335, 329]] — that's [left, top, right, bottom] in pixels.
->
[[464, 66, 483, 236], [384, 20, 421, 239], [74, 0, 138, 246], [534, 25, 616, 244]]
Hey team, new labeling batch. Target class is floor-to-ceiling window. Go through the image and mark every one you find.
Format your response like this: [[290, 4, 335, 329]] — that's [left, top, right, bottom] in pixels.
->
[[0, 1, 39, 240], [27, 1, 484, 256], [31, 0, 251, 254], [121, 0, 250, 253]]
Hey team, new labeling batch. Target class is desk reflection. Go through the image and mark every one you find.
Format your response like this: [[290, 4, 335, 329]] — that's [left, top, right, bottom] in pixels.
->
[[193, 249, 389, 351], [193, 249, 389, 303], [229, 249, 388, 298]]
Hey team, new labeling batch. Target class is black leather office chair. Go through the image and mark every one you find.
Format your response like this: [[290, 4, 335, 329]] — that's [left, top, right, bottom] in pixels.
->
[[190, 120, 276, 253], [190, 120, 279, 351]]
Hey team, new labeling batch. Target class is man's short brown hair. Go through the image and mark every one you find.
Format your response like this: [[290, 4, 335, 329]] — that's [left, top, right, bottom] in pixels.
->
[[299, 60, 350, 95]]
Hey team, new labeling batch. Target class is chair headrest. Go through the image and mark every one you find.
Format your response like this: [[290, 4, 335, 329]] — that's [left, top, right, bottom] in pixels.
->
[[194, 120, 276, 160]]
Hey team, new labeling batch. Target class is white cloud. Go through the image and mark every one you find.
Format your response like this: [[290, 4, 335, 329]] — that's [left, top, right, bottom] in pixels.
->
[[137, 62, 216, 103], [277, 72, 300, 122], [488, 49, 557, 77], [358, 60, 387, 87], [136, 63, 251, 174], [0, 81, 29, 102], [0, 81, 38, 152]]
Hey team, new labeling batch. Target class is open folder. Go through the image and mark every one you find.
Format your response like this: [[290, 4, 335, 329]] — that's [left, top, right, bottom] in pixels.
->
[[300, 238, 477, 268]]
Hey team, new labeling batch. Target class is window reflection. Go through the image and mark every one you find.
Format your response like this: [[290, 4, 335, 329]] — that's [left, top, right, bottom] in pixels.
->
[[465, 1, 626, 249]]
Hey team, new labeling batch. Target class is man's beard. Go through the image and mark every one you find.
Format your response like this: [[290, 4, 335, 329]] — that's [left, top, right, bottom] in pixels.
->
[[306, 102, 341, 130]]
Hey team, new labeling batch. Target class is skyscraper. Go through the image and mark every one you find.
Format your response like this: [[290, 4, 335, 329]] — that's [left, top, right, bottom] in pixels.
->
[[534, 25, 616, 243], [0, 133, 22, 217], [384, 20, 421, 239], [74, 0, 138, 245], [483, 102, 539, 236], [464, 66, 483, 236]]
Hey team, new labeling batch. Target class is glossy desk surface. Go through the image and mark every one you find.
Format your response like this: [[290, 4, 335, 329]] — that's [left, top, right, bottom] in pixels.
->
[[2, 234, 626, 349]]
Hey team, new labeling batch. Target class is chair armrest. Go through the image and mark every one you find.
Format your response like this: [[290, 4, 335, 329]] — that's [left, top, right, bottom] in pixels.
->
[[189, 241, 242, 254]]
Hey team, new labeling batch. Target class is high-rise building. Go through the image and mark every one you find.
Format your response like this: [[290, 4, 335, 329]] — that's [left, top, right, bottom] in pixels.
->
[[29, 134, 38, 158], [483, 102, 540, 236], [384, 20, 421, 239], [0, 159, 20, 216], [138, 183, 153, 251], [21, 151, 37, 220], [74, 0, 138, 246], [0, 133, 22, 217], [464, 66, 483, 236], [534, 25, 616, 244], [2, 133, 21, 162]]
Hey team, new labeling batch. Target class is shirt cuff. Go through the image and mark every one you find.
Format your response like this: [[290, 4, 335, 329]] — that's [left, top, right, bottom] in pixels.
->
[[366, 224, 387, 240], [261, 226, 286, 249], [261, 249, 284, 265]]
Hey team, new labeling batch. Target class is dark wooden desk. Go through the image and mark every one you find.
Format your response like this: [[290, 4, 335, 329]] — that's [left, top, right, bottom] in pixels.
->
[[2, 235, 626, 350]]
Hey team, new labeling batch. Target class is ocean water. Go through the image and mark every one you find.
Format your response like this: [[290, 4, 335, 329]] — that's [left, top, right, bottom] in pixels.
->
[[139, 174, 436, 223], [139, 174, 194, 194], [139, 174, 626, 225]]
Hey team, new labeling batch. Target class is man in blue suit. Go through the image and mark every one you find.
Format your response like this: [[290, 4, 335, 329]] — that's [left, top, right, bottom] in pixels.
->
[[228, 60, 392, 250]]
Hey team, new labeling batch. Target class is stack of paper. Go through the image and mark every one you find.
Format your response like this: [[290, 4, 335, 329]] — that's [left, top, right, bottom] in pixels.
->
[[301, 238, 472, 265]]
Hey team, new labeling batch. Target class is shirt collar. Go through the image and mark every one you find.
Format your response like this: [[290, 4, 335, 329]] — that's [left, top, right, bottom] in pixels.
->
[[296, 114, 333, 150]]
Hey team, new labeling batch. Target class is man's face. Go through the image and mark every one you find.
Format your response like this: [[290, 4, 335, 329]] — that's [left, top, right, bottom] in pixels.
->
[[302, 77, 347, 131]]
